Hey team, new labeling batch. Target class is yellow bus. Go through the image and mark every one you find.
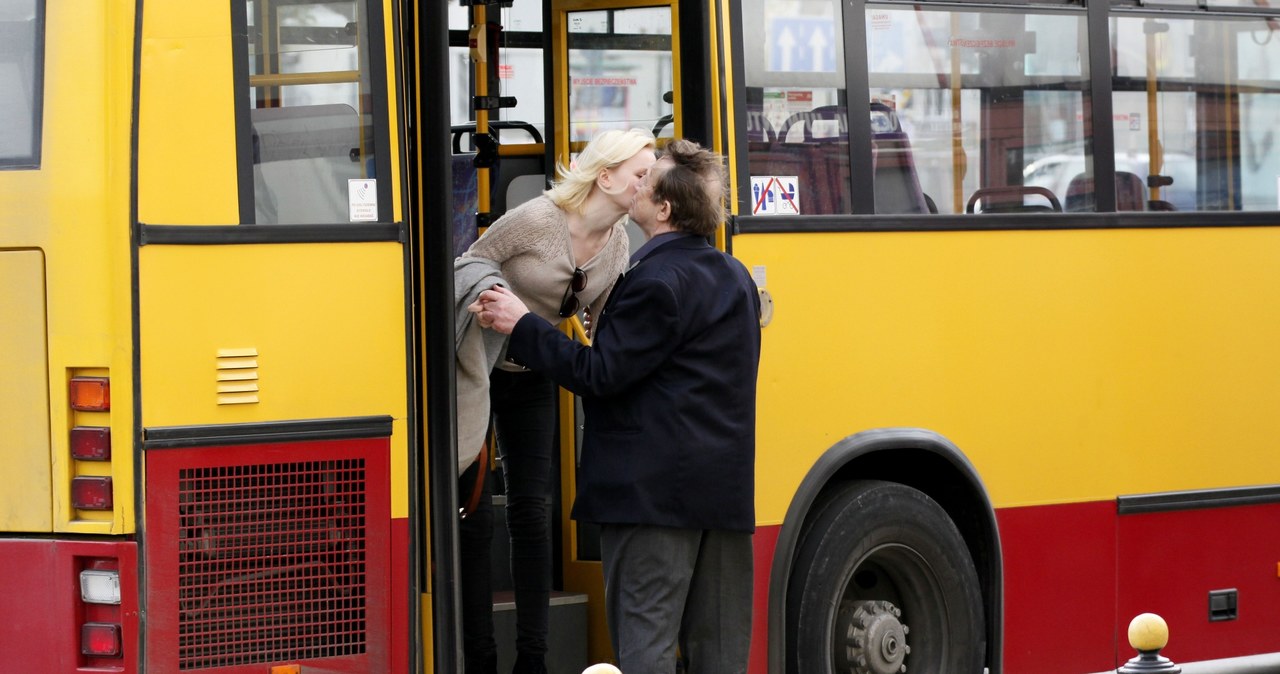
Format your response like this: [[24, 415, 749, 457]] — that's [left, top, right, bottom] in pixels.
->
[[2, 0, 1280, 672]]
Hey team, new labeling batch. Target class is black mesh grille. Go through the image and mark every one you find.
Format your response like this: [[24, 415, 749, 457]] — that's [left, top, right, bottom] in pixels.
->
[[176, 460, 368, 670]]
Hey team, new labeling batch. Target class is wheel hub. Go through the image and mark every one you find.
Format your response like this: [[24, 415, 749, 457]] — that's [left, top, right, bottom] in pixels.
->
[[836, 599, 911, 674]]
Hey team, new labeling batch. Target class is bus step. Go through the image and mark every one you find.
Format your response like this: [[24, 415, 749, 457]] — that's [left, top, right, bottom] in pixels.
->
[[493, 590, 590, 674]]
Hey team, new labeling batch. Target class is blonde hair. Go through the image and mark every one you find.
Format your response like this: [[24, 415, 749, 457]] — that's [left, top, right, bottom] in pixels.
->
[[545, 128, 656, 212]]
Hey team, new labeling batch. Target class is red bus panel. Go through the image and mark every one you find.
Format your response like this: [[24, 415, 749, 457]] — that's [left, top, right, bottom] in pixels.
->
[[144, 437, 392, 673], [0, 538, 139, 672]]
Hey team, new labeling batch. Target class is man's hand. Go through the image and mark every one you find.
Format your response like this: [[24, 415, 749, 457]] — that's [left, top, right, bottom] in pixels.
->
[[468, 285, 530, 335]]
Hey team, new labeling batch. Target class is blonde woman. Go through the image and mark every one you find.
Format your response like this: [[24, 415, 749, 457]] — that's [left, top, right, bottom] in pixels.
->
[[454, 128, 657, 674]]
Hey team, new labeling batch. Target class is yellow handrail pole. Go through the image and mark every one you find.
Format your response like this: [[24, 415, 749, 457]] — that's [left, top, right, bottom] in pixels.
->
[[1222, 26, 1234, 207], [249, 70, 361, 87], [473, 5, 492, 222], [1145, 23, 1162, 203], [950, 15, 964, 213]]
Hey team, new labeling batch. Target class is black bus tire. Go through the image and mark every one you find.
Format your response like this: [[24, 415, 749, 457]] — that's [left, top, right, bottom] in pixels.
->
[[787, 480, 986, 674]]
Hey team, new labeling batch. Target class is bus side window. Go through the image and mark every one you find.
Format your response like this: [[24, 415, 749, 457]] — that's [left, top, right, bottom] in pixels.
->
[[243, 0, 382, 225], [0, 0, 42, 170]]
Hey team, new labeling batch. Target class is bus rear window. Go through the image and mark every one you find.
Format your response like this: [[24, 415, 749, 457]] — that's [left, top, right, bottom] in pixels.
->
[[243, 0, 385, 224], [0, 0, 43, 170]]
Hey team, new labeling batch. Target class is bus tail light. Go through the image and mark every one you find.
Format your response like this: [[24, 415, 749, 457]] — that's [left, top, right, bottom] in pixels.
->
[[72, 476, 113, 510], [81, 622, 121, 657], [69, 376, 110, 411], [71, 426, 111, 460]]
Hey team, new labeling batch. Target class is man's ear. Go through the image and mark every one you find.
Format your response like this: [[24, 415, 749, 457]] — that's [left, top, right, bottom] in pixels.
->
[[656, 199, 672, 223]]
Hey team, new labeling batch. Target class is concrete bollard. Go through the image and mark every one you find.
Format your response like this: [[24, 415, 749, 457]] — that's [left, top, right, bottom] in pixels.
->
[[1117, 613, 1182, 673]]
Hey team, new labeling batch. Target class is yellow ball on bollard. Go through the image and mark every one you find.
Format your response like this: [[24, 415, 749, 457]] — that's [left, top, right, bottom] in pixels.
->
[[1118, 612, 1181, 674], [1128, 612, 1170, 652], [581, 664, 622, 674]]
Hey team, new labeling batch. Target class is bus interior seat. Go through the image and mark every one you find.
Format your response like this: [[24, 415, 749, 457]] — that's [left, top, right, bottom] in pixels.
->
[[490, 153, 545, 214], [779, 105, 847, 143], [1115, 171, 1146, 211], [251, 103, 363, 224], [870, 101, 929, 215], [506, 173, 547, 210], [746, 102, 929, 216], [746, 98, 842, 214], [452, 153, 480, 255], [775, 103, 929, 215], [450, 121, 548, 250], [1064, 171, 1148, 212], [766, 105, 851, 214], [871, 132, 929, 214], [1064, 174, 1094, 212], [745, 107, 776, 143]]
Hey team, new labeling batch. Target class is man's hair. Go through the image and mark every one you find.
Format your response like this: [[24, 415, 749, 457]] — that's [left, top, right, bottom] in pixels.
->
[[545, 128, 656, 213], [648, 139, 726, 237]]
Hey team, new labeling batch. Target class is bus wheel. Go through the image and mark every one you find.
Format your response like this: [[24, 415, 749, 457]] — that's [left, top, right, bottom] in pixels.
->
[[787, 480, 985, 674]]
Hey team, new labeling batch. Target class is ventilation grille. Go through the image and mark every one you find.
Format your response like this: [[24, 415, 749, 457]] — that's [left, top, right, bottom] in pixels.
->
[[176, 460, 367, 670], [215, 348, 259, 405]]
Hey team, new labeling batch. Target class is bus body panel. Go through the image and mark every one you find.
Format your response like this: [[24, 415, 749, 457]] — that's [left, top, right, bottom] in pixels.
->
[[137, 0, 240, 226], [735, 227, 1280, 521], [1116, 502, 1280, 664], [0, 250, 53, 531], [0, 0, 137, 537], [999, 500, 1119, 672], [136, 244, 408, 423], [734, 227, 1280, 670], [1001, 499, 1280, 671]]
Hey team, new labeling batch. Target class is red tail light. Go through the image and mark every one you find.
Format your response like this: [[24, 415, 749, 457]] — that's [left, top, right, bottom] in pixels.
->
[[81, 622, 121, 657], [71, 426, 112, 461], [71, 476, 113, 510]]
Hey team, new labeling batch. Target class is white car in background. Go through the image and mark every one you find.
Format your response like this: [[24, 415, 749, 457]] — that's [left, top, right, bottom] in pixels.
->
[[1023, 151, 1197, 211]]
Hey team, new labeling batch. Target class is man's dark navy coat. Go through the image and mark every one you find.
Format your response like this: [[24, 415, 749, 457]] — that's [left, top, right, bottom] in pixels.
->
[[507, 233, 761, 533]]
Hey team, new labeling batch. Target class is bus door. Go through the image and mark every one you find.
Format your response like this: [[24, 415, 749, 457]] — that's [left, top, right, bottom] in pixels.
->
[[418, 1, 685, 666], [551, 0, 678, 664]]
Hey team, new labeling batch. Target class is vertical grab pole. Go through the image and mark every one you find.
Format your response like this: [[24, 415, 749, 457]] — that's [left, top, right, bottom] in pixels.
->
[[950, 14, 965, 213], [472, 4, 492, 227], [1144, 20, 1165, 204]]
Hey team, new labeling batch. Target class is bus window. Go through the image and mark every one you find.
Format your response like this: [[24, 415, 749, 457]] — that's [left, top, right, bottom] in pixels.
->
[[867, 6, 1090, 214], [1112, 15, 1280, 211], [741, 0, 850, 215], [742, 0, 1091, 215], [562, 5, 672, 256], [0, 0, 43, 169], [565, 7, 674, 143], [244, 0, 383, 224], [448, 1, 547, 144]]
